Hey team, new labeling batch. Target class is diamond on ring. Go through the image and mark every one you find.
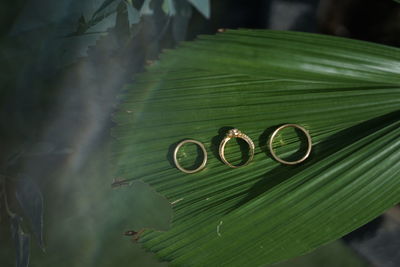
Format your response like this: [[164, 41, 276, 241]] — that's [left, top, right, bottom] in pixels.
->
[[228, 128, 242, 138]]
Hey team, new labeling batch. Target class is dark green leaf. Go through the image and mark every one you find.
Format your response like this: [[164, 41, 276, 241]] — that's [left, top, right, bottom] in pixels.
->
[[15, 177, 44, 251], [112, 30, 400, 266]]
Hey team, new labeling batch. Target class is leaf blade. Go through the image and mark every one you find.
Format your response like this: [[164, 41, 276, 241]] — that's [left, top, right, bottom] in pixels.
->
[[112, 30, 400, 266]]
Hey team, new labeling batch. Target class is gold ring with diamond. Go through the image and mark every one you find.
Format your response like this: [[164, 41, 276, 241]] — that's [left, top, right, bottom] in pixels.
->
[[269, 124, 312, 165], [219, 128, 255, 168], [174, 139, 208, 174]]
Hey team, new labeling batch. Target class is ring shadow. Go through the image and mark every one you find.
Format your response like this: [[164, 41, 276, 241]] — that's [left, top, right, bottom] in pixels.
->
[[224, 110, 400, 215]]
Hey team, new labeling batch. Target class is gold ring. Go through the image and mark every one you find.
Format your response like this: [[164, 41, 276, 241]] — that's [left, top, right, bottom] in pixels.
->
[[269, 124, 312, 165], [174, 139, 207, 174], [219, 128, 255, 168]]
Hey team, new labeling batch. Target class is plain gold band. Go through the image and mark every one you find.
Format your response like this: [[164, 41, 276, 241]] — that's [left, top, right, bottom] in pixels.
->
[[174, 139, 207, 174], [269, 124, 312, 165], [219, 129, 255, 168]]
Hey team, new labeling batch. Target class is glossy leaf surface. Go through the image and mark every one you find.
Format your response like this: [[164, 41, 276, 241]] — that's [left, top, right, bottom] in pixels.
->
[[112, 30, 400, 266]]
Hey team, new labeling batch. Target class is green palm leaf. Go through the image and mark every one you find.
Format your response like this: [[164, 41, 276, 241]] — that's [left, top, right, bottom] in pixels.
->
[[112, 30, 400, 266]]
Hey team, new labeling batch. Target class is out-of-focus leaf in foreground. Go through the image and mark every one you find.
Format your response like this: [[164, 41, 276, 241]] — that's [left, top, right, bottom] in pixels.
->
[[112, 30, 400, 266], [11, 215, 30, 267], [15, 176, 45, 251]]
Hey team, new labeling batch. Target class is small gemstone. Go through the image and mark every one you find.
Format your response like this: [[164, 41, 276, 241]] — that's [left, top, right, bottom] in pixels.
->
[[228, 128, 241, 137]]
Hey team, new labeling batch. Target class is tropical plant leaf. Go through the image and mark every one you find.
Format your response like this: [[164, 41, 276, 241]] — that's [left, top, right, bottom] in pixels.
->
[[112, 30, 400, 266]]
